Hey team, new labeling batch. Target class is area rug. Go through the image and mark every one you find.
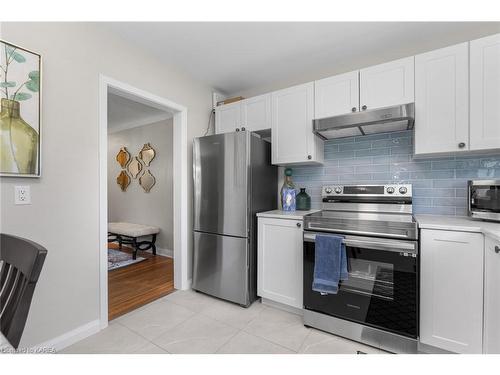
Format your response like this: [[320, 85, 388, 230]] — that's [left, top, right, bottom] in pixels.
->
[[108, 248, 145, 271]]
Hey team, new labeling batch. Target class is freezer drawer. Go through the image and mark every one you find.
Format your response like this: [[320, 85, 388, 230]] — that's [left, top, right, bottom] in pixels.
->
[[192, 231, 250, 306]]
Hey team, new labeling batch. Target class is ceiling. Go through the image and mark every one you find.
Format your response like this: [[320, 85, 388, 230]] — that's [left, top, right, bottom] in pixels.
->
[[107, 93, 172, 133], [106, 22, 500, 96]]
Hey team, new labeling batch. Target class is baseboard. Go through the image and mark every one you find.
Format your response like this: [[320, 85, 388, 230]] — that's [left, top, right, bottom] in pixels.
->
[[32, 319, 101, 352], [261, 298, 303, 316], [156, 247, 173, 258]]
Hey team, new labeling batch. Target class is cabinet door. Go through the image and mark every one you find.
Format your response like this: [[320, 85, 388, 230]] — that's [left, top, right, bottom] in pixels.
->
[[484, 236, 500, 354], [257, 217, 303, 309], [359, 56, 414, 110], [470, 33, 500, 151], [420, 229, 484, 353], [271, 82, 323, 165], [414, 43, 469, 155], [215, 101, 241, 134], [314, 71, 359, 119], [241, 93, 271, 132]]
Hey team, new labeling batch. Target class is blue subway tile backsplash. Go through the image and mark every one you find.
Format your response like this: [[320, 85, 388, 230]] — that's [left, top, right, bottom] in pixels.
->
[[292, 130, 500, 216]]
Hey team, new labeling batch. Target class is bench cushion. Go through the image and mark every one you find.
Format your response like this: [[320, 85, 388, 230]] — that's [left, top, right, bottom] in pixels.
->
[[108, 222, 160, 237]]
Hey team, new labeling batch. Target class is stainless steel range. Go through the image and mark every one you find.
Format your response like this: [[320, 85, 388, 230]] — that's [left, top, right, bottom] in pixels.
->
[[302, 184, 419, 354]]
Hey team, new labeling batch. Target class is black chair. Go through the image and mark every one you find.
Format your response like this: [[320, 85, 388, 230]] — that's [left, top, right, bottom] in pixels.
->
[[1, 234, 47, 349]]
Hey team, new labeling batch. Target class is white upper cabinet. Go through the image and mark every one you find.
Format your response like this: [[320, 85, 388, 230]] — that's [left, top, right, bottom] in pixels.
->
[[314, 71, 360, 119], [215, 101, 242, 134], [470, 33, 500, 151], [215, 94, 271, 134], [271, 82, 323, 165], [359, 56, 415, 111], [484, 236, 500, 354], [241, 93, 271, 132], [420, 229, 484, 354], [414, 43, 469, 155]]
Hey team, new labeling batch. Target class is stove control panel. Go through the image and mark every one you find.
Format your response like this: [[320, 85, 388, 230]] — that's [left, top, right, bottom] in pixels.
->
[[322, 184, 412, 197]]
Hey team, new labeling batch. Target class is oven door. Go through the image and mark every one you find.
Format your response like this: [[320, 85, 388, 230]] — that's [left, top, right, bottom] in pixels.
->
[[303, 232, 418, 338]]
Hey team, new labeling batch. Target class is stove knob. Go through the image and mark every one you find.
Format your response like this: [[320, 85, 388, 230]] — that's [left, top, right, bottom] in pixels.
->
[[334, 187, 342, 194], [386, 187, 395, 194], [325, 187, 333, 194], [399, 186, 408, 194]]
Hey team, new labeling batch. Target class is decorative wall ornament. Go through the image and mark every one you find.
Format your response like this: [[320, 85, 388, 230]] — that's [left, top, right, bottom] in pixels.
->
[[139, 143, 156, 166], [139, 169, 156, 193], [116, 170, 130, 192], [116, 147, 131, 168], [127, 156, 143, 178], [0, 40, 42, 177]]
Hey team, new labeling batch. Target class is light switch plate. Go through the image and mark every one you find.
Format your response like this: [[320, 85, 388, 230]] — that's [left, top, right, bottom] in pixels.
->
[[15, 185, 31, 205]]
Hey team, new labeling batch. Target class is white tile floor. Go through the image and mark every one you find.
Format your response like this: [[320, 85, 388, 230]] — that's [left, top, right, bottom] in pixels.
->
[[61, 290, 388, 354]]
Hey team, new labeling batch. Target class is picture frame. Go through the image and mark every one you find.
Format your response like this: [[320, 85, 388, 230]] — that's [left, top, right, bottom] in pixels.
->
[[0, 40, 42, 177]]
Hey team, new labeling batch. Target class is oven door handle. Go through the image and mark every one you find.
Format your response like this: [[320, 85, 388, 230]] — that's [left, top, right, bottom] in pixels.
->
[[306, 225, 411, 239], [303, 233, 417, 254]]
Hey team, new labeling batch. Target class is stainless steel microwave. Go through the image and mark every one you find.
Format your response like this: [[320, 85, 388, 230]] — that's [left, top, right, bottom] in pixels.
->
[[468, 180, 500, 222]]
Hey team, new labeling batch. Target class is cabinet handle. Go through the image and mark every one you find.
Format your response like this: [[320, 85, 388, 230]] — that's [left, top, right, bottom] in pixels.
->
[[362, 105, 367, 111], [241, 126, 246, 131], [458, 142, 466, 148], [235, 128, 240, 132], [495, 246, 500, 254], [351, 107, 357, 112], [307, 155, 312, 160], [296, 222, 302, 228]]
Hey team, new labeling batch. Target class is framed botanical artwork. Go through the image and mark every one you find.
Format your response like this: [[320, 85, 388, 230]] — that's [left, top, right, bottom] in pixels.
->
[[0, 40, 41, 177]]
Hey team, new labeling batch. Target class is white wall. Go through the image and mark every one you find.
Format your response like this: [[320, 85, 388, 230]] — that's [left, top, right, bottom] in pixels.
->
[[230, 27, 500, 99], [108, 119, 173, 253], [0, 23, 213, 347]]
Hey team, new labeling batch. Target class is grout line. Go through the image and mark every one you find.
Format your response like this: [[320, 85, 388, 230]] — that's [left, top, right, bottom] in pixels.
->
[[214, 329, 243, 354]]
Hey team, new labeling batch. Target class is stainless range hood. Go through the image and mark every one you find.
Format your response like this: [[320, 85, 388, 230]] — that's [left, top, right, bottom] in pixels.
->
[[313, 103, 415, 140]]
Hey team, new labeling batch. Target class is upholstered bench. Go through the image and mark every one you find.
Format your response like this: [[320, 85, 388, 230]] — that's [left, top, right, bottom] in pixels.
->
[[108, 222, 160, 260]]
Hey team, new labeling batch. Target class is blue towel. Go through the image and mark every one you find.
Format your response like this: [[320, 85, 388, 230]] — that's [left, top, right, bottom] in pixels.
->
[[312, 234, 348, 295]]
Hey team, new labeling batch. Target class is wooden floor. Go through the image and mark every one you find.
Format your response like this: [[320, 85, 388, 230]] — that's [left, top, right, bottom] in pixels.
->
[[108, 244, 175, 321]]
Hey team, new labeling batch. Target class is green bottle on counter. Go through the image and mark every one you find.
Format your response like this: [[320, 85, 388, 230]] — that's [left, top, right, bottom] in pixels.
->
[[296, 188, 311, 210]]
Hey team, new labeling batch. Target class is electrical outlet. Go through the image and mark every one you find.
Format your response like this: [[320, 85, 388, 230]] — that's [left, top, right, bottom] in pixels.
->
[[15, 186, 31, 205]]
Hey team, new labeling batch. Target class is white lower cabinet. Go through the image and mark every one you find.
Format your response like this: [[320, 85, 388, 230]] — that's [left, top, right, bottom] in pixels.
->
[[257, 217, 303, 309], [484, 236, 500, 353], [420, 229, 484, 353]]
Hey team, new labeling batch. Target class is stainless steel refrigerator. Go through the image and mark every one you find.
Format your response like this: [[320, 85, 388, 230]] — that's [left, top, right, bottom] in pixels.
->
[[192, 131, 277, 306]]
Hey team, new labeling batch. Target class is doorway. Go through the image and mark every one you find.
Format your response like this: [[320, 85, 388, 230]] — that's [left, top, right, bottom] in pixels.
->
[[98, 75, 189, 328], [107, 92, 174, 320]]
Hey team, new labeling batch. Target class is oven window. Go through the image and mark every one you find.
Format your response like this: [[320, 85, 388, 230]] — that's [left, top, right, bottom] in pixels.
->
[[341, 258, 394, 300], [471, 186, 500, 213]]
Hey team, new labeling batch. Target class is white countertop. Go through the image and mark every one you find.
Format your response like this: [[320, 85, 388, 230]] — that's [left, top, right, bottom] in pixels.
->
[[416, 214, 500, 242], [256, 209, 320, 220]]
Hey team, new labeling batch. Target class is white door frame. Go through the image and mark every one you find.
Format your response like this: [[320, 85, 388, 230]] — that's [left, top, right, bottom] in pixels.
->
[[98, 75, 189, 329]]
